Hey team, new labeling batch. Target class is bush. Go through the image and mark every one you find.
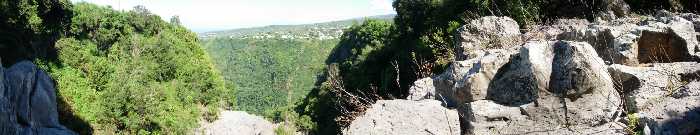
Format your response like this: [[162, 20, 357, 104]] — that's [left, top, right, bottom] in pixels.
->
[[35, 3, 231, 134]]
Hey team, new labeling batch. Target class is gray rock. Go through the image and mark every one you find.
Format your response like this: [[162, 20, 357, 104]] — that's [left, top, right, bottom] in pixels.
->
[[463, 101, 626, 135], [344, 100, 460, 135], [197, 111, 274, 135], [557, 20, 640, 65], [426, 49, 516, 106], [523, 19, 590, 41], [1, 61, 75, 135], [407, 78, 435, 101], [457, 41, 621, 134], [559, 14, 699, 65], [455, 16, 521, 60], [506, 41, 621, 126], [636, 16, 699, 63], [608, 63, 700, 135], [679, 13, 700, 32]]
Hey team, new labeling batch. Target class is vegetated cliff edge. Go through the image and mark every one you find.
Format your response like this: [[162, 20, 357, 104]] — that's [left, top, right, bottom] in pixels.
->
[[1, 1, 230, 134], [344, 9, 700, 135]]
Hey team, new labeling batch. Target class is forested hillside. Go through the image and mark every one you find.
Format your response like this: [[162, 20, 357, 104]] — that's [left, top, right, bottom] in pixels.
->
[[1, 1, 231, 134], [201, 38, 336, 116]]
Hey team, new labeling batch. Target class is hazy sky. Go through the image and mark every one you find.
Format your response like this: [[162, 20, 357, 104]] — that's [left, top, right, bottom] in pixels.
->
[[74, 0, 396, 32]]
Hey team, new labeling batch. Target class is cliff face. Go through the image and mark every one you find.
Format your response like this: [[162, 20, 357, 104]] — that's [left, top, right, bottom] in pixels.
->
[[345, 11, 700, 135], [0, 60, 74, 134]]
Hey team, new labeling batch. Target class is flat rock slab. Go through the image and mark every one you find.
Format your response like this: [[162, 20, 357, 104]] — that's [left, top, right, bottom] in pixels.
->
[[344, 100, 460, 135], [198, 111, 274, 135]]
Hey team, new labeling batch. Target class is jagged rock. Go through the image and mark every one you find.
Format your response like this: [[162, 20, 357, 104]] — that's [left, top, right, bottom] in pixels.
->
[[407, 40, 623, 134], [343, 100, 460, 135], [608, 62, 700, 134], [679, 13, 700, 32], [197, 111, 274, 135], [636, 16, 699, 63], [455, 16, 521, 60], [558, 18, 640, 65], [489, 41, 621, 125], [423, 49, 516, 106], [407, 78, 435, 101], [524, 19, 590, 41], [608, 63, 700, 107], [559, 13, 700, 65], [0, 61, 75, 134]]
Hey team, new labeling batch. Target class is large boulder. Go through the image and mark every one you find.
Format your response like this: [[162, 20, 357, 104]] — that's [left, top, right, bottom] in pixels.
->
[[455, 16, 522, 60], [409, 49, 516, 106], [558, 19, 640, 65], [408, 41, 623, 134], [197, 111, 274, 135], [0, 61, 75, 134], [343, 100, 460, 135], [487, 41, 621, 125]]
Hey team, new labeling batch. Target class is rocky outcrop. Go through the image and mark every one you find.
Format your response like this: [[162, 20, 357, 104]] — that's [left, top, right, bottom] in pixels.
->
[[0, 60, 75, 134], [409, 39, 624, 134], [343, 100, 460, 135], [609, 63, 700, 134], [455, 16, 522, 60], [559, 11, 700, 65], [198, 111, 274, 135], [354, 13, 700, 135], [415, 49, 516, 106], [460, 41, 622, 134]]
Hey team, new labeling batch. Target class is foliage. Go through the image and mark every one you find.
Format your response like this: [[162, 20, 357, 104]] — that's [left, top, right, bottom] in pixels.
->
[[625, 0, 699, 13], [625, 113, 642, 135], [1, 2, 231, 134], [201, 37, 336, 116], [0, 0, 73, 65]]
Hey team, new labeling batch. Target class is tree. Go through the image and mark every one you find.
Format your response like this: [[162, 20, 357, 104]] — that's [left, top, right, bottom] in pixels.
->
[[0, 0, 73, 65], [170, 15, 182, 26]]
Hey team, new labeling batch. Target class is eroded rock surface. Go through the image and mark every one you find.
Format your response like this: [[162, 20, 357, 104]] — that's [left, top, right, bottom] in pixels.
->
[[609, 63, 700, 134], [455, 16, 521, 60], [343, 100, 460, 135], [197, 111, 274, 135], [559, 12, 700, 65]]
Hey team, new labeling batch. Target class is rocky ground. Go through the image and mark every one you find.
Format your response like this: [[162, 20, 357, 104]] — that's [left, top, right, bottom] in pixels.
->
[[197, 111, 275, 135], [344, 10, 700, 135]]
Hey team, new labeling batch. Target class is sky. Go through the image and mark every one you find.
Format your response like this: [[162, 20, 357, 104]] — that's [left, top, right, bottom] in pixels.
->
[[74, 0, 396, 32]]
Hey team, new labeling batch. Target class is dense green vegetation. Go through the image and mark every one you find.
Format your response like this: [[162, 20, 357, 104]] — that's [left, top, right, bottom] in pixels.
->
[[201, 15, 394, 39], [2, 1, 230, 134], [201, 38, 336, 116]]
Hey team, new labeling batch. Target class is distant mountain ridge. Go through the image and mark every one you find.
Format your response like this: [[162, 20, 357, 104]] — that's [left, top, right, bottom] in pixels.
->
[[199, 14, 395, 39]]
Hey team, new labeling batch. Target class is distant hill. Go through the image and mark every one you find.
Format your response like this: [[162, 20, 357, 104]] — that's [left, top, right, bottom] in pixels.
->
[[198, 14, 395, 39]]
